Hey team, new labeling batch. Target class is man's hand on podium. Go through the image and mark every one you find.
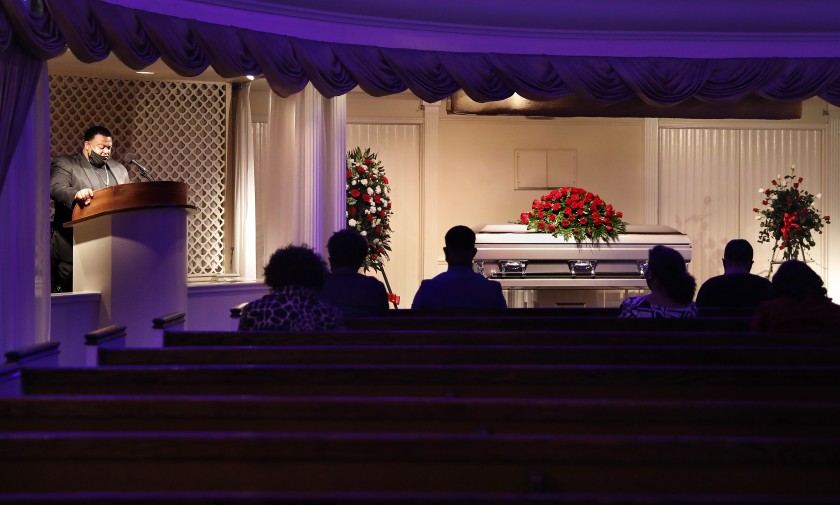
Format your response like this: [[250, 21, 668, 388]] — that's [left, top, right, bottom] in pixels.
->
[[74, 188, 94, 207]]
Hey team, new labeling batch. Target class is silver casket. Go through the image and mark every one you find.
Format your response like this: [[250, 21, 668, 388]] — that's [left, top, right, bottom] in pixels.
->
[[474, 224, 691, 290]]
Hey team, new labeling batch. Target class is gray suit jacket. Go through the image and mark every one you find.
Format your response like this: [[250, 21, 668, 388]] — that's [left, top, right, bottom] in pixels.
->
[[50, 152, 132, 263]]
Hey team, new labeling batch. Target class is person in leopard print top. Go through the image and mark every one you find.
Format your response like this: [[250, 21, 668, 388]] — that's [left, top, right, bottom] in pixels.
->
[[239, 245, 344, 331]]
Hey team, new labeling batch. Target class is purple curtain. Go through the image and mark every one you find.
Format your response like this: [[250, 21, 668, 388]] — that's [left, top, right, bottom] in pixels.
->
[[4, 0, 840, 107], [0, 40, 45, 193]]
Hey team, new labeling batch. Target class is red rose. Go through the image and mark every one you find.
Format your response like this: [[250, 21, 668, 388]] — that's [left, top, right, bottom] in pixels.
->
[[349, 208, 357, 216], [537, 211, 545, 219], [765, 189, 771, 195], [564, 207, 572, 216], [374, 195, 381, 203], [364, 158, 372, 165], [799, 177, 803, 183], [552, 203, 561, 211], [825, 216, 831, 221], [576, 209, 584, 216], [548, 223, 556, 232], [772, 180, 778, 186], [616, 212, 623, 218], [367, 214, 374, 222], [537, 222, 546, 229], [380, 210, 386, 217], [350, 189, 360, 197], [346, 169, 352, 178], [561, 219, 570, 228], [376, 226, 383, 234], [520, 213, 529, 224], [383, 176, 389, 184], [579, 218, 587, 225], [362, 194, 371, 202], [548, 214, 556, 221], [762, 200, 768, 205], [794, 183, 799, 189], [753, 208, 759, 212], [606, 225, 613, 231]]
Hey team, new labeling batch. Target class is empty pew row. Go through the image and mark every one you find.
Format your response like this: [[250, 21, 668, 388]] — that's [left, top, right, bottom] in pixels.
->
[[162, 329, 837, 347], [1, 395, 838, 437], [1, 430, 839, 497], [347, 316, 754, 332], [2, 491, 837, 505], [98, 343, 840, 366], [17, 363, 840, 401]]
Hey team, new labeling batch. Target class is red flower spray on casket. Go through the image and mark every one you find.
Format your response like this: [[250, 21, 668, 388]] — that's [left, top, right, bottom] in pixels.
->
[[520, 187, 627, 244]]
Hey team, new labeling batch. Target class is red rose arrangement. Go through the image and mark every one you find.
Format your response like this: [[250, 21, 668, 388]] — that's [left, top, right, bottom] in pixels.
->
[[520, 187, 627, 243], [755, 164, 829, 262], [346, 147, 392, 272]]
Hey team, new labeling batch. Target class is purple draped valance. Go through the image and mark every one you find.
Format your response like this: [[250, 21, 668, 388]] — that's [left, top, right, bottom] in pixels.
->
[[2, 0, 840, 106]]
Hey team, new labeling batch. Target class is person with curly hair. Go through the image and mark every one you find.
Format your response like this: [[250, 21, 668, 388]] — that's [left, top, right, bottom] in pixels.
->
[[619, 245, 698, 318], [751, 260, 840, 334], [238, 245, 343, 331]]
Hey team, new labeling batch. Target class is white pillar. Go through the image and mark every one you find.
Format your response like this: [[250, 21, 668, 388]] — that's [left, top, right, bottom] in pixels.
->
[[643, 117, 660, 224], [826, 107, 840, 300], [421, 101, 441, 279]]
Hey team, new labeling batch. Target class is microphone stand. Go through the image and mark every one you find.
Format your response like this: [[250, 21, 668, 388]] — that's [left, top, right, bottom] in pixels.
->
[[130, 159, 156, 182]]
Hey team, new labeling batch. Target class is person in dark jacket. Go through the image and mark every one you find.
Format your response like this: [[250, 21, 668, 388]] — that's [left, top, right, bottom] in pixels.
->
[[696, 239, 771, 309], [320, 228, 390, 317]]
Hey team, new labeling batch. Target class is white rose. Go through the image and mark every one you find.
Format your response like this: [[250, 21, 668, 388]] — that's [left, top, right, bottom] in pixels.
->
[[361, 179, 368, 185], [348, 219, 357, 227], [370, 201, 377, 207], [375, 187, 381, 194], [352, 180, 358, 186], [360, 231, 367, 236], [758, 188, 765, 193], [367, 187, 374, 195], [755, 215, 761, 220], [817, 193, 822, 199]]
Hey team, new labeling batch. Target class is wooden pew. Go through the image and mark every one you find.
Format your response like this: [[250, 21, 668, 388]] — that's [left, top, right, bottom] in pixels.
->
[[18, 363, 840, 401], [162, 329, 837, 348], [1, 431, 838, 496], [98, 344, 840, 367], [2, 491, 835, 505], [345, 315, 752, 332], [0, 491, 835, 505], [2, 395, 839, 437]]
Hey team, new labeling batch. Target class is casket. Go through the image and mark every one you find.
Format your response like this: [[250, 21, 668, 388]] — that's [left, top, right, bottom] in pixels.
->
[[474, 224, 691, 289]]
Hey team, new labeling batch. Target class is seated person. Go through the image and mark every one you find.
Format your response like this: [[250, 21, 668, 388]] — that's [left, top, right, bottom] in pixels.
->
[[320, 228, 390, 317], [239, 244, 343, 331], [411, 225, 507, 310], [751, 260, 840, 334], [619, 244, 698, 318], [696, 239, 771, 309]]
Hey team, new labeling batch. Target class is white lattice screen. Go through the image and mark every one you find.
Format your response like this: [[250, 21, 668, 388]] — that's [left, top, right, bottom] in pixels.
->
[[49, 75, 230, 276]]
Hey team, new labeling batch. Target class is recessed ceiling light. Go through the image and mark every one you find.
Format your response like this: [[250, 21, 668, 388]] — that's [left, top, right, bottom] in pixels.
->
[[246, 75, 255, 81], [136, 71, 155, 75]]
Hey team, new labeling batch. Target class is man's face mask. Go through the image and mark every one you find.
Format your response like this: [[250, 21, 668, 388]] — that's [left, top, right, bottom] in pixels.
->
[[89, 150, 108, 168]]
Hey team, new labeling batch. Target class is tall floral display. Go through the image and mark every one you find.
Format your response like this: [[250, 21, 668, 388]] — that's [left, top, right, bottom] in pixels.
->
[[346, 147, 393, 272], [519, 187, 627, 244], [755, 164, 830, 270]]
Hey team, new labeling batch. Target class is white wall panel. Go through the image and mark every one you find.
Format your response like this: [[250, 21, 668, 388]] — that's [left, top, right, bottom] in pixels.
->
[[740, 129, 825, 279], [659, 126, 827, 293], [658, 128, 741, 285], [347, 123, 422, 307]]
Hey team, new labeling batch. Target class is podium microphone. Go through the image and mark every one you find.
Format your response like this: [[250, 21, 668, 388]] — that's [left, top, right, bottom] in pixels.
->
[[125, 152, 156, 182]]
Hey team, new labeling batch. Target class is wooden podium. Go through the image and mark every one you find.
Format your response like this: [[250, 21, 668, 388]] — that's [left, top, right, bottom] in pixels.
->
[[66, 182, 196, 347]]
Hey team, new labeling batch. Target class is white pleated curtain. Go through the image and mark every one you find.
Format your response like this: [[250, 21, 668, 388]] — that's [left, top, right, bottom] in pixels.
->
[[257, 83, 346, 267]]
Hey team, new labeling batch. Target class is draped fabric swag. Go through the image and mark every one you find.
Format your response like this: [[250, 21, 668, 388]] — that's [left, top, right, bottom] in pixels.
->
[[2, 0, 840, 107]]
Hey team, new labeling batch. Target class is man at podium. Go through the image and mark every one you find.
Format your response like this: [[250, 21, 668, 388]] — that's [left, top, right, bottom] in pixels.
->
[[50, 126, 131, 293]]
